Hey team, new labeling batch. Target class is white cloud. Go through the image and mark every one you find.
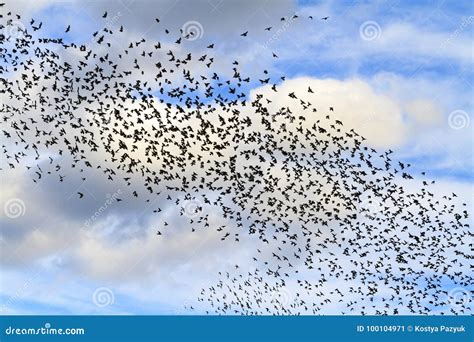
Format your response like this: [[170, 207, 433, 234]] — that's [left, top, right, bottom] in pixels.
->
[[404, 99, 442, 126], [376, 22, 473, 64], [1, 0, 472, 315], [251, 76, 451, 149]]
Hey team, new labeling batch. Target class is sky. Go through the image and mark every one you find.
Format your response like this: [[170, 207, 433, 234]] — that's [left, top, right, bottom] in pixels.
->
[[0, 0, 473, 315]]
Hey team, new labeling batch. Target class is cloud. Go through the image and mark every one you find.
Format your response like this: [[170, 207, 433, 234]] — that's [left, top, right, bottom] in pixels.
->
[[404, 99, 442, 126], [1, 0, 472, 315], [251, 76, 450, 149], [2, 72, 471, 314], [375, 22, 473, 64]]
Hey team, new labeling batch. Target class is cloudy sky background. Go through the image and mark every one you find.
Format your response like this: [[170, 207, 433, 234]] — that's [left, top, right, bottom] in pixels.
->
[[0, 0, 473, 314]]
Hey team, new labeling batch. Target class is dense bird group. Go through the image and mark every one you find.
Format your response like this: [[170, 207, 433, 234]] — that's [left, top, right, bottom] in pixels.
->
[[0, 4, 472, 315]]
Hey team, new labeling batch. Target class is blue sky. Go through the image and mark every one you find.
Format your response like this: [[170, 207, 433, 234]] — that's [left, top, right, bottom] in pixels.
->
[[0, 0, 472, 315]]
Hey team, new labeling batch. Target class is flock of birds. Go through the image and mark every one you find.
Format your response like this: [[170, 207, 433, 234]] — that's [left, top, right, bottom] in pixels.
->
[[0, 4, 472, 315]]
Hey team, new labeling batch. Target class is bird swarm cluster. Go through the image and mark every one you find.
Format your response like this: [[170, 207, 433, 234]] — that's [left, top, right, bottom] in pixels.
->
[[0, 5, 472, 315]]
